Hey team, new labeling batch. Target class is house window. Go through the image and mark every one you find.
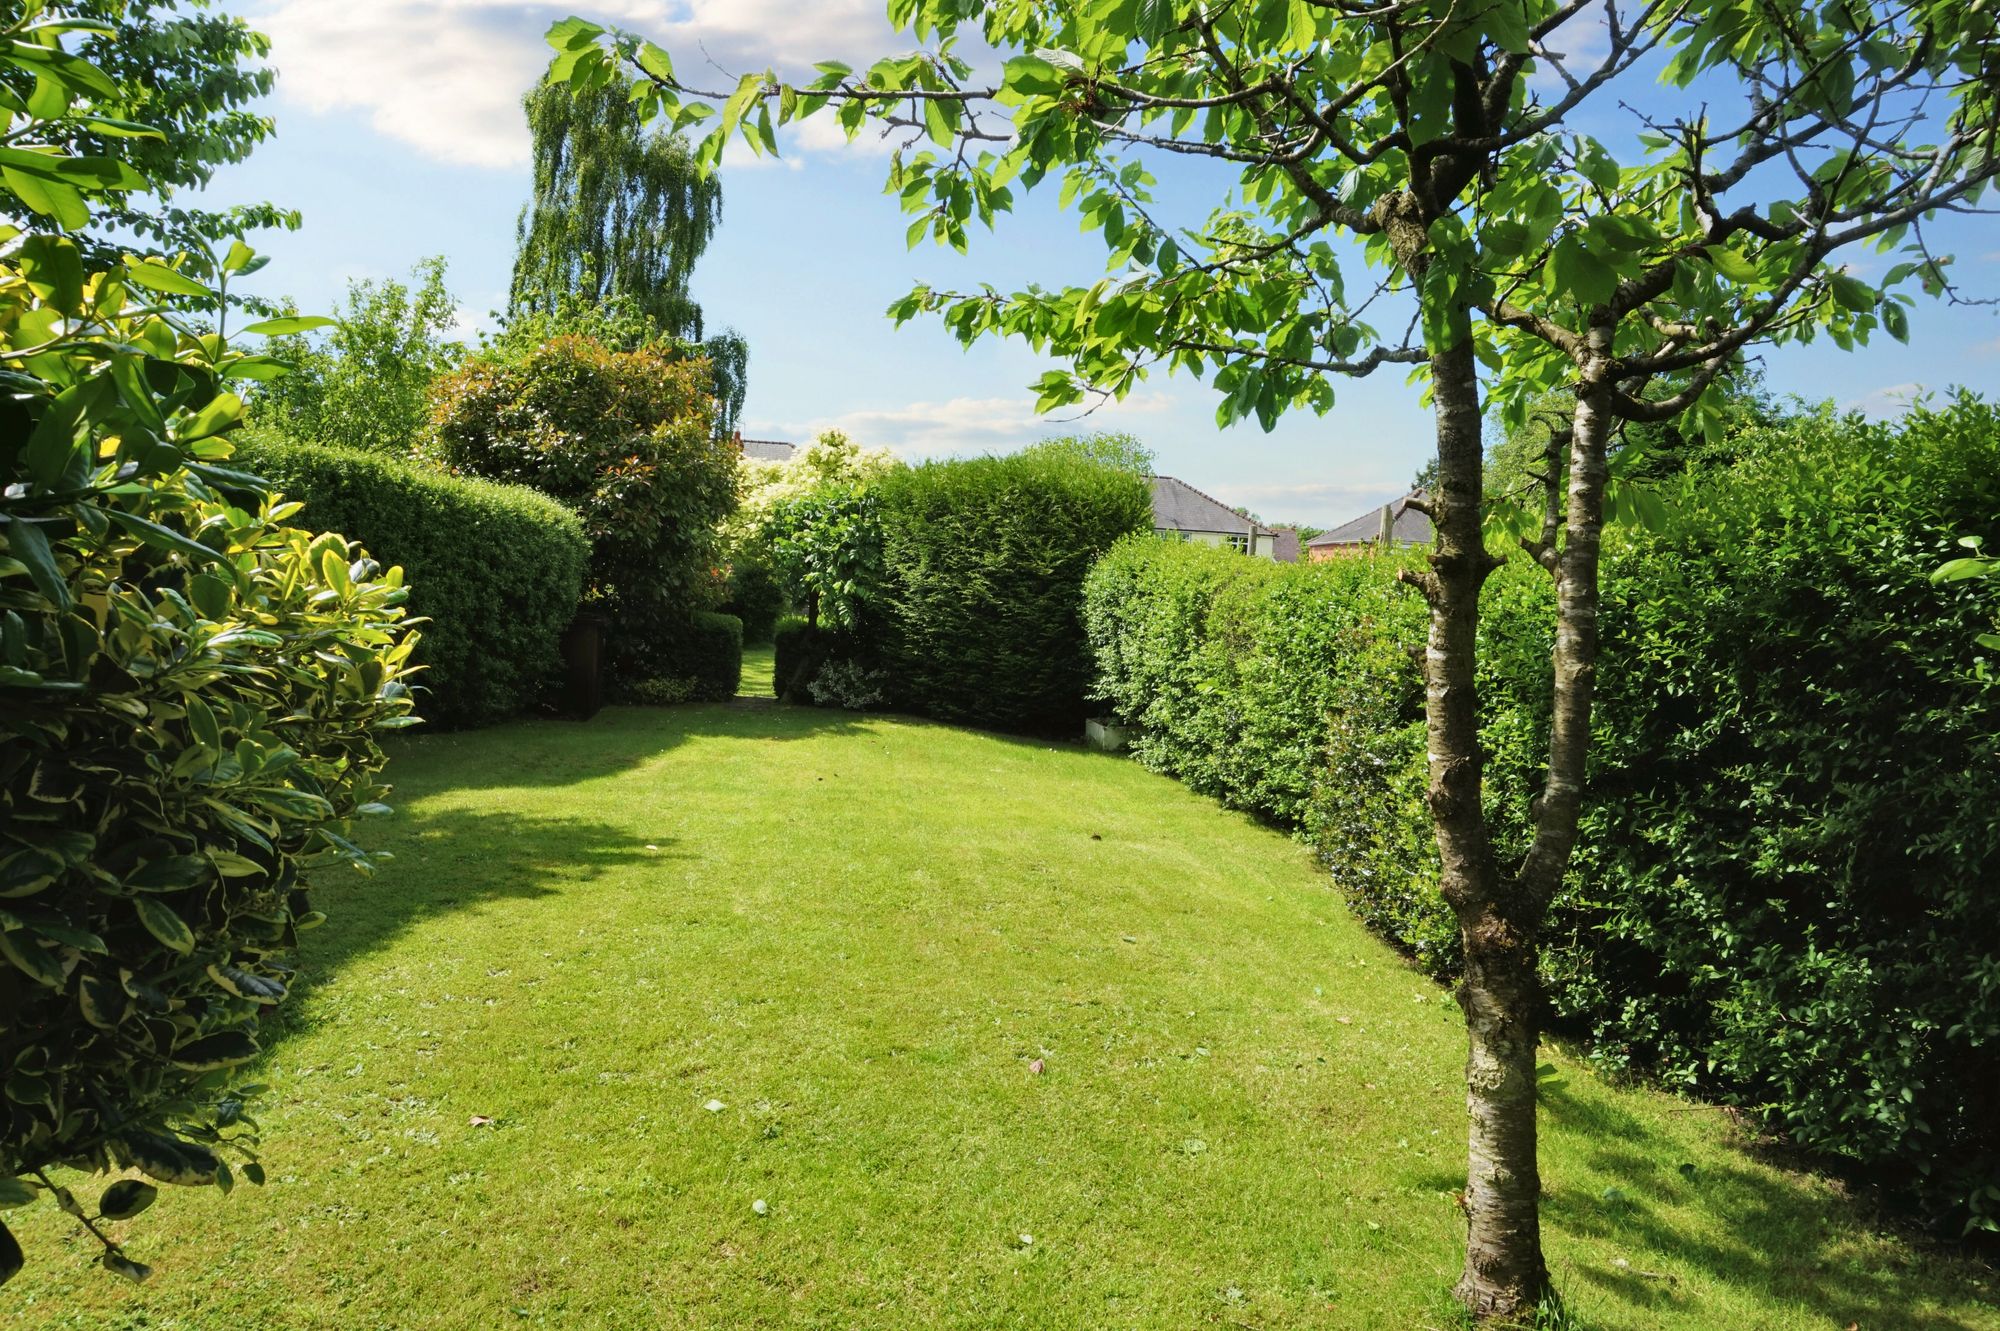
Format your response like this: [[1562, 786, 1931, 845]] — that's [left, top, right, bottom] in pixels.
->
[[1226, 533, 1249, 553]]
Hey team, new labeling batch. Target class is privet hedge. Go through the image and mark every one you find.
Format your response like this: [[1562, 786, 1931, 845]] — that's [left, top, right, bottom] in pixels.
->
[[234, 434, 589, 728], [1083, 396, 2000, 1233], [873, 449, 1151, 732]]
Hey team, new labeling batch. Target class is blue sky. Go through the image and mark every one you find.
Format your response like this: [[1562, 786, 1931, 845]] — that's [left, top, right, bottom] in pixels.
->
[[203, 0, 1998, 528]]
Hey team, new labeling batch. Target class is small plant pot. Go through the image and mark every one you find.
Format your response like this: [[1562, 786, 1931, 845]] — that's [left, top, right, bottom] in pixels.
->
[[1085, 716, 1139, 753]]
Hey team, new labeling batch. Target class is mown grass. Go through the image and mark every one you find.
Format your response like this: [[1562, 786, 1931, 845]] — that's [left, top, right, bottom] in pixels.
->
[[8, 704, 1995, 1329], [739, 642, 775, 698]]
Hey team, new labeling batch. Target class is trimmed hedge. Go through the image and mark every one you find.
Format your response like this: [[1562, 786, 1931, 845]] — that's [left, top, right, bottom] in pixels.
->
[[643, 610, 743, 703], [722, 559, 785, 644], [1082, 396, 2000, 1234], [873, 449, 1152, 732], [235, 433, 589, 728]]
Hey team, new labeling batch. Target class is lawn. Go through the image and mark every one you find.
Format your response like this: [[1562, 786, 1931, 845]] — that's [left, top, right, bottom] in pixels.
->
[[740, 642, 776, 699], [7, 703, 1995, 1330]]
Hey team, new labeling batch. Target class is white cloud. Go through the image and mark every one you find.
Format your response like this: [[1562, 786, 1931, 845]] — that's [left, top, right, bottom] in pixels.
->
[[749, 391, 1175, 458], [250, 0, 899, 170], [1841, 382, 1926, 419]]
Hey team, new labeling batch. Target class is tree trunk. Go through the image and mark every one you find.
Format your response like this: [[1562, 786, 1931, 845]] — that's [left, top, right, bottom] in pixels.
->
[[1414, 335, 1551, 1320]]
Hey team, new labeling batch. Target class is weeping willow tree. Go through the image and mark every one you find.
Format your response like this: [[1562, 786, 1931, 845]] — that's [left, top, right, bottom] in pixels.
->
[[511, 75, 748, 433]]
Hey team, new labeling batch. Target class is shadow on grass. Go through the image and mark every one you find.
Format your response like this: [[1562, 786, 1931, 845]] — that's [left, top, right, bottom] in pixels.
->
[[384, 701, 883, 796], [1537, 1085, 1994, 1330], [280, 805, 679, 1025]]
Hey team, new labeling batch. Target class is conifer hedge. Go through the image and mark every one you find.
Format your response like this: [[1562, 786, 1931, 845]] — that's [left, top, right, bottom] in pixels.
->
[[873, 449, 1150, 732]]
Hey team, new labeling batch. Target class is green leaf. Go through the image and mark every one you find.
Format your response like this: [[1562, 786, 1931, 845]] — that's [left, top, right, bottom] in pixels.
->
[[100, 1249, 151, 1284], [1, 516, 70, 610], [1705, 245, 1761, 284], [238, 315, 336, 337], [133, 896, 196, 955], [0, 1218, 20, 1287], [1881, 301, 1909, 342], [123, 260, 213, 299], [98, 1179, 157, 1221], [104, 507, 223, 567], [0, 1178, 39, 1209], [0, 927, 64, 988], [1003, 55, 1065, 97], [169, 1031, 259, 1071]]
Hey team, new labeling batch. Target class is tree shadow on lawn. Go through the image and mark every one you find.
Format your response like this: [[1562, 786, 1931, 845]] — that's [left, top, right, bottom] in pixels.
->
[[1532, 1084, 1996, 1330], [385, 701, 881, 796], [274, 804, 680, 1031]]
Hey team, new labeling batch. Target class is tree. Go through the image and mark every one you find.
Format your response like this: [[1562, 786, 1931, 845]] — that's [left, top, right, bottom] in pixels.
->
[[254, 257, 466, 454], [548, 0, 2000, 1317], [1027, 430, 1155, 474], [425, 334, 738, 690], [512, 74, 748, 432], [0, 0, 297, 280]]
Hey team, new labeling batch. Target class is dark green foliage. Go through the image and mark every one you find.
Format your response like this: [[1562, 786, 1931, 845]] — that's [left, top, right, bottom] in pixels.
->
[[233, 434, 589, 728], [425, 334, 737, 692], [761, 484, 885, 632], [772, 615, 863, 703], [642, 611, 742, 703], [1084, 396, 2000, 1234], [722, 559, 785, 644], [1561, 396, 2000, 1235], [0, 222, 417, 1281], [874, 450, 1151, 732]]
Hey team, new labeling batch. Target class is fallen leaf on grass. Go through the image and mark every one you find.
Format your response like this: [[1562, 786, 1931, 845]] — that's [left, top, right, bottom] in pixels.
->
[[1028, 1058, 1044, 1075], [468, 1115, 495, 1128]]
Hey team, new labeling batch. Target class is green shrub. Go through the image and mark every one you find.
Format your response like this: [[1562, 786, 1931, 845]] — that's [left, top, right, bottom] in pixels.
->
[[233, 433, 589, 728], [1085, 396, 2000, 1234], [426, 334, 738, 688], [722, 558, 785, 644], [875, 449, 1151, 732], [255, 257, 465, 455], [772, 615, 864, 703], [1083, 536, 1428, 823], [1560, 397, 2000, 1234], [0, 235, 418, 1284], [634, 610, 742, 703]]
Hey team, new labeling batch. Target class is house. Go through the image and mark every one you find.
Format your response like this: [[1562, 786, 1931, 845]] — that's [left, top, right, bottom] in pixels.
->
[[1305, 490, 1433, 561], [733, 433, 797, 463], [1148, 475, 1283, 559]]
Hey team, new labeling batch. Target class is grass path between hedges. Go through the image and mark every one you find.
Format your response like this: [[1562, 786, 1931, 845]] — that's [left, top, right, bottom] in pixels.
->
[[8, 702, 1997, 1330]]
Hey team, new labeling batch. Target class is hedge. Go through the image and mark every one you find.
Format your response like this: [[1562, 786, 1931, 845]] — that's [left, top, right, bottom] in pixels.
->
[[722, 559, 785, 644], [642, 611, 743, 703], [1081, 395, 2000, 1234], [873, 449, 1151, 732], [235, 433, 590, 728]]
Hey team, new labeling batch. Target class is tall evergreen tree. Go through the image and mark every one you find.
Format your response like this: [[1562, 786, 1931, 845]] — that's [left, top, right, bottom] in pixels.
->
[[510, 75, 747, 431]]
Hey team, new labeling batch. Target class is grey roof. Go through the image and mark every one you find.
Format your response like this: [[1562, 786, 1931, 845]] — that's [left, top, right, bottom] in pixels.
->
[[740, 438, 797, 463], [1306, 491, 1434, 547], [1270, 527, 1302, 563], [1149, 475, 1271, 538]]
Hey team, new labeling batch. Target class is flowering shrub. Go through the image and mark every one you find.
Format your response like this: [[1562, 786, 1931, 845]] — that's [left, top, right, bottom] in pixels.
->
[[426, 335, 737, 686]]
